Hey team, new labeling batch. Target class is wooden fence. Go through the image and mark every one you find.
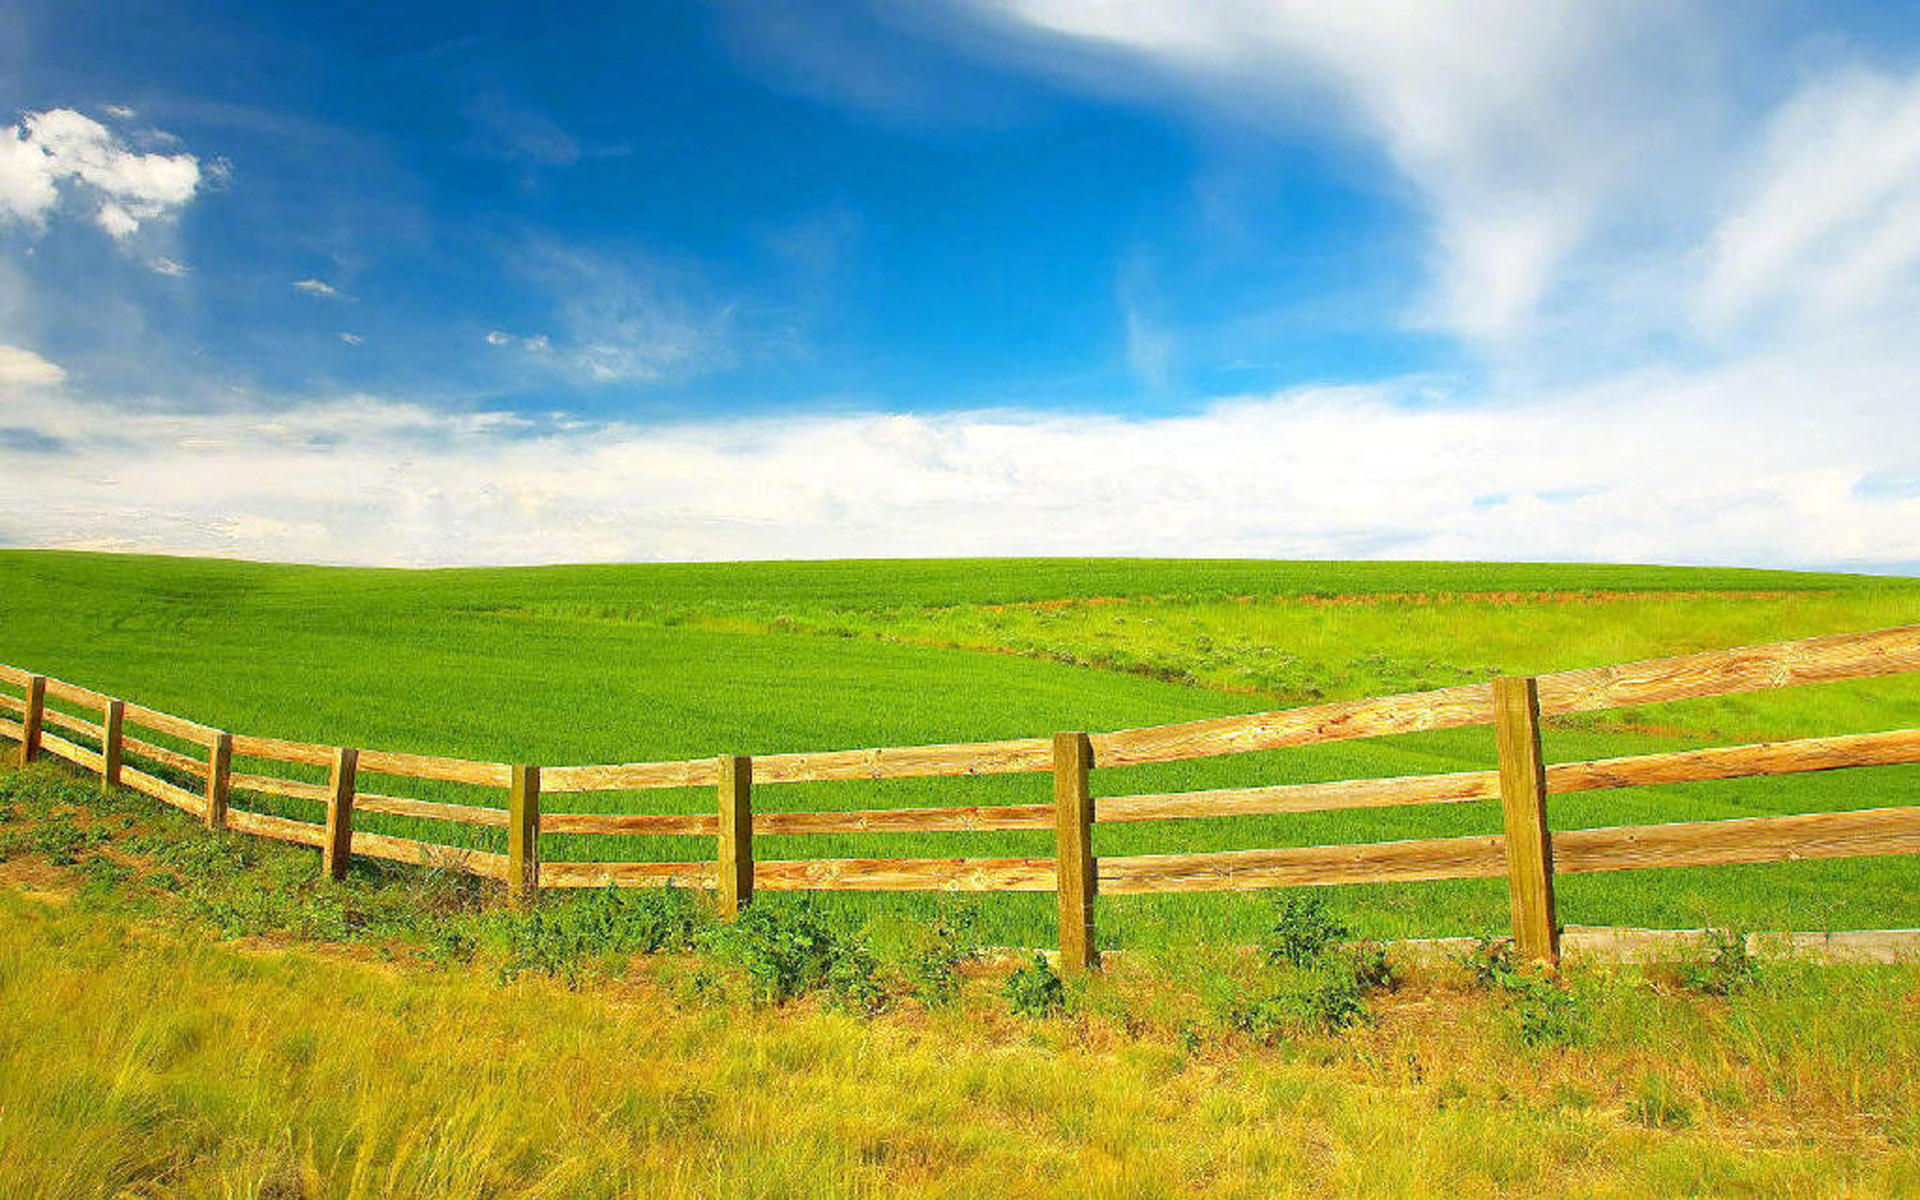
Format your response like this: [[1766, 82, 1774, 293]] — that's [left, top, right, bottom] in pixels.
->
[[4, 623, 1919, 972]]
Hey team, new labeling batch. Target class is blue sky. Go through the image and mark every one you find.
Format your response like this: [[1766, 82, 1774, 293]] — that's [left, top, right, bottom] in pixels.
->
[[3, 1, 1919, 568]]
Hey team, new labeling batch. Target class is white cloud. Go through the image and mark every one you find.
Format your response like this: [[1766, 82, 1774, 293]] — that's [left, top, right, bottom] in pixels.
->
[[2, 340, 1914, 567], [484, 329, 513, 346], [338, 332, 363, 345], [0, 344, 66, 387], [292, 277, 343, 298], [148, 256, 188, 277], [0, 108, 202, 239], [1699, 63, 1920, 334], [101, 105, 137, 120]]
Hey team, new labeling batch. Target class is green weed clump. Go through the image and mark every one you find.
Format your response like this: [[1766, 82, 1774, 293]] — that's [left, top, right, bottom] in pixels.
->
[[896, 902, 985, 1007], [1676, 927, 1761, 997], [501, 887, 709, 986], [1217, 893, 1397, 1041], [1459, 936, 1590, 1048], [700, 899, 882, 1010], [1003, 953, 1066, 1017]]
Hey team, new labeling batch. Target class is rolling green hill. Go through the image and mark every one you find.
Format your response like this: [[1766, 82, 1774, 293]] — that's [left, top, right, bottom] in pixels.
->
[[3, 550, 1918, 944]]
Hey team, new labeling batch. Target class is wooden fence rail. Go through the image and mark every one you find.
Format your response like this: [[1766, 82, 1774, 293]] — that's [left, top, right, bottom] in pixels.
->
[[2, 622, 1918, 968]]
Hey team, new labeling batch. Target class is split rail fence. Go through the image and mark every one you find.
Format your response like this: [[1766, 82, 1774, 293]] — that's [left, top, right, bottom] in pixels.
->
[[4, 624, 1919, 971]]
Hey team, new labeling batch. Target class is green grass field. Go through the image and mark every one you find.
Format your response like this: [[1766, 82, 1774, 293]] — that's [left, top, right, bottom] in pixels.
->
[[6, 550, 1920, 1196], [2, 550, 1919, 946]]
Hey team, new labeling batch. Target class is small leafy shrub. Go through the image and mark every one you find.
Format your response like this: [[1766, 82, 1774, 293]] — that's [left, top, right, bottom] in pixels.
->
[[1264, 892, 1349, 968], [1459, 934, 1517, 989], [1458, 935, 1588, 1047], [702, 900, 850, 1006], [1505, 968, 1589, 1048], [902, 903, 983, 1007], [503, 887, 709, 986], [1677, 928, 1759, 997], [1227, 952, 1379, 1042], [823, 934, 889, 1016], [1004, 953, 1066, 1018]]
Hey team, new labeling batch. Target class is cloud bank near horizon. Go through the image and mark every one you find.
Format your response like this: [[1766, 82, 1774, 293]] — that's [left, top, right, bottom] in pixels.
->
[[3, 338, 1915, 569]]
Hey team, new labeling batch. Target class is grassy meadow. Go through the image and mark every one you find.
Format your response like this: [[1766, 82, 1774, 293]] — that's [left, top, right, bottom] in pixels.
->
[[5, 551, 1920, 1196], [2, 550, 1919, 945], [2, 760, 1919, 1197]]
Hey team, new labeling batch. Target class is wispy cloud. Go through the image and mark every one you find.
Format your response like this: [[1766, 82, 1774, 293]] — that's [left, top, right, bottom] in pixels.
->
[[1699, 62, 1920, 336], [292, 277, 343, 298], [500, 240, 736, 386]]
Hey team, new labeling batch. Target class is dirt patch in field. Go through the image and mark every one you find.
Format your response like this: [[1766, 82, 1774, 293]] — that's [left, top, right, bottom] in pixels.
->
[[0, 857, 73, 903]]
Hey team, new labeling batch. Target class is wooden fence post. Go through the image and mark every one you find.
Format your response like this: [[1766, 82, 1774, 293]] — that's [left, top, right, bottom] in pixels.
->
[[18, 675, 45, 767], [323, 747, 359, 881], [1053, 731, 1097, 974], [717, 755, 753, 918], [509, 764, 541, 901], [1494, 676, 1559, 965], [101, 699, 124, 795], [204, 731, 232, 830]]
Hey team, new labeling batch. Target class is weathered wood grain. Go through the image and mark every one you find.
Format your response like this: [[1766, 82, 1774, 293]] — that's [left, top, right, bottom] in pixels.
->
[[122, 734, 208, 777], [1549, 728, 1920, 793], [1100, 771, 1500, 823], [509, 765, 539, 898], [123, 702, 218, 747], [1554, 806, 1920, 875], [541, 860, 716, 889], [226, 808, 327, 848], [751, 737, 1053, 784], [1536, 624, 1920, 715], [755, 803, 1051, 835], [43, 677, 110, 708], [1054, 731, 1097, 973], [539, 811, 718, 836], [717, 755, 752, 917], [38, 730, 104, 773], [230, 773, 331, 803], [121, 764, 207, 817], [0, 662, 28, 687], [754, 855, 1058, 892], [0, 691, 23, 714], [1098, 834, 1508, 895], [323, 747, 358, 881], [18, 675, 44, 766], [355, 792, 510, 827], [102, 699, 123, 794], [539, 759, 721, 792], [349, 830, 509, 882], [204, 732, 233, 831], [1495, 677, 1558, 964], [230, 734, 336, 767], [358, 749, 512, 788], [1089, 683, 1497, 768], [0, 716, 21, 742]]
